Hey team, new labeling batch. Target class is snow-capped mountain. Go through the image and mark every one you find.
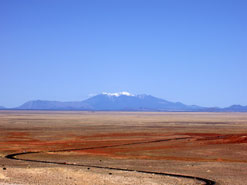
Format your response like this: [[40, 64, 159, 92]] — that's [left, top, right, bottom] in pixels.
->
[[82, 92, 202, 111], [12, 92, 247, 112], [16, 92, 203, 111]]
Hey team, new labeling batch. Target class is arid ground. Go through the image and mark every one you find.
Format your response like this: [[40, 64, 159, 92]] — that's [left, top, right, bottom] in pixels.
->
[[0, 111, 247, 185]]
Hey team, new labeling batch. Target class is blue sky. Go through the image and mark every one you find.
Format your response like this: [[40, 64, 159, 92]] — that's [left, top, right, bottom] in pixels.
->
[[0, 0, 246, 108]]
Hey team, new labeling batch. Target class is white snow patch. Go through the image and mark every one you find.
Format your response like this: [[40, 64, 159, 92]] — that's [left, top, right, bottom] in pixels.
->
[[102, 92, 134, 97]]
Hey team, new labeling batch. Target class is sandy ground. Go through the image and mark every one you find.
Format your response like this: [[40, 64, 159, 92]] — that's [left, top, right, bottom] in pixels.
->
[[0, 157, 200, 185], [1, 111, 247, 185]]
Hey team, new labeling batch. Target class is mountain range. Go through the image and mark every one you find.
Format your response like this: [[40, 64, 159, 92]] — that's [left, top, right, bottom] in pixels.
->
[[1, 92, 247, 112]]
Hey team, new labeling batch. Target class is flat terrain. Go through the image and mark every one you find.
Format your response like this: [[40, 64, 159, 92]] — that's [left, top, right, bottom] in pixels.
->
[[0, 111, 247, 185]]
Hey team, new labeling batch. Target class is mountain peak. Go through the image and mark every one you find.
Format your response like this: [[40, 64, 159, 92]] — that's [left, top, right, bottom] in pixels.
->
[[10, 93, 247, 112], [101, 91, 134, 97]]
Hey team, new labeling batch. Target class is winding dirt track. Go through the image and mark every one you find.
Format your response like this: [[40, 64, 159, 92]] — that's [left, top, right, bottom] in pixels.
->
[[5, 137, 216, 185]]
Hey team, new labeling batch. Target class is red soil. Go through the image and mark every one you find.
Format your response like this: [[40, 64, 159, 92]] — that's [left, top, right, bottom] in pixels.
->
[[1, 131, 247, 163]]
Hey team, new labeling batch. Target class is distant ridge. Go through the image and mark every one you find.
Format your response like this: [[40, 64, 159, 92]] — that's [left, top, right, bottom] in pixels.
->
[[1, 92, 246, 112], [223, 105, 247, 112], [0, 106, 5, 110], [17, 100, 88, 110]]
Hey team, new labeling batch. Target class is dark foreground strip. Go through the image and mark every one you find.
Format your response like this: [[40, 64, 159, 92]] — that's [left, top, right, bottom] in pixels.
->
[[50, 137, 192, 153], [5, 137, 215, 185]]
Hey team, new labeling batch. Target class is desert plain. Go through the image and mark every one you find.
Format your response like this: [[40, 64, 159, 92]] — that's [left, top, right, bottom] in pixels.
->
[[0, 111, 247, 185]]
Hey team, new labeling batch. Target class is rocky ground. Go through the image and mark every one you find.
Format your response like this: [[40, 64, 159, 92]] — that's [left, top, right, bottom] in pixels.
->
[[0, 156, 201, 185]]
